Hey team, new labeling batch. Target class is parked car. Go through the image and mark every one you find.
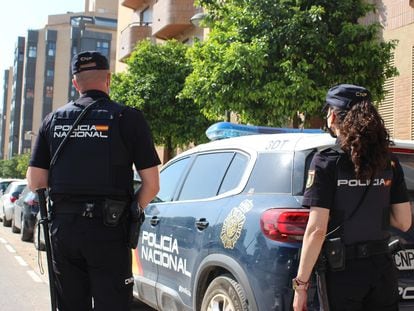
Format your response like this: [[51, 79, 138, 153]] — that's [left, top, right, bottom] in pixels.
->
[[0, 178, 20, 196], [0, 179, 21, 221], [130, 123, 414, 311], [13, 186, 39, 242], [1, 180, 27, 227]]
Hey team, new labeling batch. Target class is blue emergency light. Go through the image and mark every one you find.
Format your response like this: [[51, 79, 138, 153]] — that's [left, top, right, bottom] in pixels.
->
[[206, 122, 324, 141]]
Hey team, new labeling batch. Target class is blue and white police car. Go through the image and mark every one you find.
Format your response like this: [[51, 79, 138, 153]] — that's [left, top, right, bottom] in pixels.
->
[[132, 122, 414, 311]]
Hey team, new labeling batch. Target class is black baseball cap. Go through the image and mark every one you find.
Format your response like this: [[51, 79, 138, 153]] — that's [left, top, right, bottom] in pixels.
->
[[71, 51, 109, 75], [324, 84, 371, 111]]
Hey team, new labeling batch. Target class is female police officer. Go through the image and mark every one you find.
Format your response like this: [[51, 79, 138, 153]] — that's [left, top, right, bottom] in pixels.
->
[[293, 84, 412, 310]]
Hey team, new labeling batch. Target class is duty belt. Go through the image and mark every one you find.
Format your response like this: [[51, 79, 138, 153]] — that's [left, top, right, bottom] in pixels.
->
[[345, 240, 389, 260], [52, 201, 104, 218]]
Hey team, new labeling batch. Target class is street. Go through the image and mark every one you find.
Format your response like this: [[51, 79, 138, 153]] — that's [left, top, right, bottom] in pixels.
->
[[0, 224, 156, 311]]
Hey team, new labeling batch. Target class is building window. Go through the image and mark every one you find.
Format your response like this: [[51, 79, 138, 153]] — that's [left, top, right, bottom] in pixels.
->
[[28, 46, 37, 58], [141, 7, 153, 25], [26, 88, 34, 99], [47, 42, 56, 57], [46, 69, 54, 78], [96, 41, 109, 58], [378, 54, 395, 137], [46, 86, 53, 98]]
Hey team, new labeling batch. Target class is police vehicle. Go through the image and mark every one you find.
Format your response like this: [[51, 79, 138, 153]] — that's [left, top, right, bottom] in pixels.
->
[[133, 122, 414, 311]]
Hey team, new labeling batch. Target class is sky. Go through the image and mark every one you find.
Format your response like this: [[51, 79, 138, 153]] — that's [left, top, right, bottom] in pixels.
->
[[0, 0, 85, 98]]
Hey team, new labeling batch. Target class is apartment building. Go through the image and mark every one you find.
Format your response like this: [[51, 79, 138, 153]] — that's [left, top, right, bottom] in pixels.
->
[[362, 0, 414, 139], [8, 37, 26, 158], [116, 0, 206, 72], [0, 0, 118, 158], [0, 68, 13, 159]]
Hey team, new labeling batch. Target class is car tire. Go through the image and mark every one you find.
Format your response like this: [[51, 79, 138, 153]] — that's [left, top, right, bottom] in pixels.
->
[[21, 220, 33, 242], [11, 218, 20, 233], [3, 215, 11, 227], [33, 224, 45, 251], [201, 275, 248, 311]]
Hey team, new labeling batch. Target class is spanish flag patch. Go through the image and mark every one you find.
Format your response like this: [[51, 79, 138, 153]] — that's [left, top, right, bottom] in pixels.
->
[[95, 125, 109, 131]]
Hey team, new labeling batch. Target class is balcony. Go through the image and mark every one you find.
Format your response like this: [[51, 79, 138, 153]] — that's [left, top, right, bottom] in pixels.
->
[[119, 23, 152, 62], [121, 0, 146, 10], [152, 0, 197, 39]]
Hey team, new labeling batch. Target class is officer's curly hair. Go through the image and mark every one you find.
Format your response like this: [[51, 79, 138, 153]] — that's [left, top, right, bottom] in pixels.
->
[[333, 100, 390, 180]]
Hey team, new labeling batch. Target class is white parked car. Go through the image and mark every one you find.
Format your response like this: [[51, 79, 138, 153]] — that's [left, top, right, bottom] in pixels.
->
[[0, 180, 27, 227]]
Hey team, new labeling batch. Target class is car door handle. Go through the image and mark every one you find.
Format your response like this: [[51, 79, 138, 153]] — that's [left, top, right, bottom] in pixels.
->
[[195, 218, 209, 230], [150, 216, 160, 226]]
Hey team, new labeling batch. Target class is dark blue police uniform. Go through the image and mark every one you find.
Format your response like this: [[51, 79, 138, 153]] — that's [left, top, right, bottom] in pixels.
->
[[302, 146, 409, 310], [29, 90, 161, 311]]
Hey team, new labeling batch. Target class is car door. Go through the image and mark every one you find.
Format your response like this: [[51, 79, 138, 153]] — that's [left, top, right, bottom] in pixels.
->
[[134, 156, 192, 307], [390, 147, 414, 308], [152, 151, 249, 310]]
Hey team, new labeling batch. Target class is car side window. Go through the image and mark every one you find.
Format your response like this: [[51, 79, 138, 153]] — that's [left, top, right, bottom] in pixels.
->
[[156, 157, 190, 202], [218, 153, 249, 195], [178, 152, 235, 201]]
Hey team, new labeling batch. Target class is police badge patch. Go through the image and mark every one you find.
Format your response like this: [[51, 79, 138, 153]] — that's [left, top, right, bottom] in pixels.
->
[[306, 170, 315, 188], [220, 199, 253, 249]]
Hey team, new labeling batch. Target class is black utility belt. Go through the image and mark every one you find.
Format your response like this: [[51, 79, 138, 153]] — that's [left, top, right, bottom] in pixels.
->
[[53, 201, 105, 217], [53, 198, 130, 227], [345, 240, 389, 260]]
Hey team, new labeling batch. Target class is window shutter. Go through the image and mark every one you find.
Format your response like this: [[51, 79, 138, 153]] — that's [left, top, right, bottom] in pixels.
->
[[378, 55, 395, 138]]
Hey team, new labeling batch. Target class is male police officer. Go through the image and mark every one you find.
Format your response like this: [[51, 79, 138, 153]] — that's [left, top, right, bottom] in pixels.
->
[[27, 51, 160, 311]]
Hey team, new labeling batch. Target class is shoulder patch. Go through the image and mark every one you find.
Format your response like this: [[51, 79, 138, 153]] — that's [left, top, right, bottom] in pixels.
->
[[305, 170, 315, 188]]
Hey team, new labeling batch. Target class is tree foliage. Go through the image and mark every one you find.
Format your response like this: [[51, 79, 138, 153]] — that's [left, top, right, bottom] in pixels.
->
[[0, 153, 30, 179], [182, 0, 397, 126], [111, 40, 213, 159]]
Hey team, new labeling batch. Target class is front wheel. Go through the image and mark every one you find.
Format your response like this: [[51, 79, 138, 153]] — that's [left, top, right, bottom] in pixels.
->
[[201, 275, 248, 311]]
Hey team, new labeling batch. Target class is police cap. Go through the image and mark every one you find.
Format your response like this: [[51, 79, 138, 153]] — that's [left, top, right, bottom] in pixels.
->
[[324, 84, 371, 111], [71, 51, 109, 75]]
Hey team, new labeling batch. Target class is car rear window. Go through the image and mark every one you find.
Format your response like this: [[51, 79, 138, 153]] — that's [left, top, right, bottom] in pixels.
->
[[245, 152, 292, 193]]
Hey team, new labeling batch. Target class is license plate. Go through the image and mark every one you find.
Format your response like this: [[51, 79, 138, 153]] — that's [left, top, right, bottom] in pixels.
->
[[394, 249, 414, 270]]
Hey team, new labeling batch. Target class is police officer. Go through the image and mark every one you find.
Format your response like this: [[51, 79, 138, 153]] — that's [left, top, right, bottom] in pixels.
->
[[26, 51, 160, 311], [292, 84, 412, 311]]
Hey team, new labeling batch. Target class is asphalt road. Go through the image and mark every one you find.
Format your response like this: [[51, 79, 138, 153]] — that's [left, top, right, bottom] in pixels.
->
[[0, 222, 156, 310]]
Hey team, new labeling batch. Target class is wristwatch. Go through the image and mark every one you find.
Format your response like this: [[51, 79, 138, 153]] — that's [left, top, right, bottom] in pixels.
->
[[292, 277, 309, 291]]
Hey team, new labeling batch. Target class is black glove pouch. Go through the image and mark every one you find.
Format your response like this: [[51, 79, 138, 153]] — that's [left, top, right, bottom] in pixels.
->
[[323, 237, 346, 272], [102, 198, 128, 227], [128, 201, 145, 249]]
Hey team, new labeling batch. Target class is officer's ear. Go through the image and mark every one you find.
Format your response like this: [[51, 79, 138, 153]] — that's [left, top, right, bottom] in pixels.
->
[[72, 77, 81, 92]]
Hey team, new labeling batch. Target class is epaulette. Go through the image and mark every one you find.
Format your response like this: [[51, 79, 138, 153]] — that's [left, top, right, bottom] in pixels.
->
[[320, 145, 344, 155]]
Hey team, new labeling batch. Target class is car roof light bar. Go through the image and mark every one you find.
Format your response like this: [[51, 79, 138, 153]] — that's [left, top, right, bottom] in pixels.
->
[[206, 122, 324, 141]]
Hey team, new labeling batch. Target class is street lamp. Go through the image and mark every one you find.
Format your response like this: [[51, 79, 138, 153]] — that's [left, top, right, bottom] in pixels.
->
[[190, 12, 207, 27], [25, 130, 37, 150]]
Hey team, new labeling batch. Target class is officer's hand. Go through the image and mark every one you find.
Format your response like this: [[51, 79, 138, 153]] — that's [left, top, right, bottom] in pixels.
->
[[293, 289, 308, 311]]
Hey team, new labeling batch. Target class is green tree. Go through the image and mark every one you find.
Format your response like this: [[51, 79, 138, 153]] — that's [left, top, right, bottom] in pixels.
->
[[16, 153, 30, 178], [111, 39, 214, 161], [0, 153, 30, 178], [182, 0, 397, 126]]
